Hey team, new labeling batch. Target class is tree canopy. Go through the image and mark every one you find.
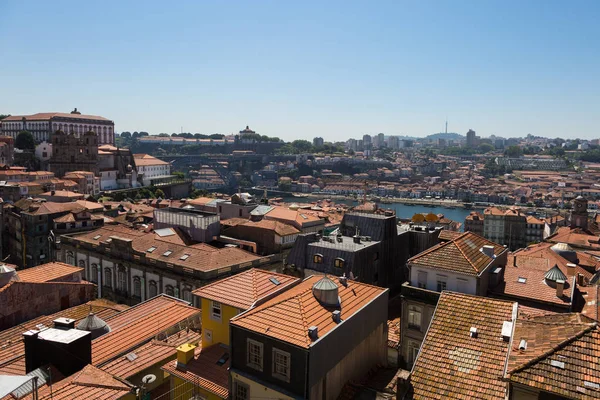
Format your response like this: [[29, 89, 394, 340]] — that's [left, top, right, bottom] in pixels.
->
[[15, 131, 35, 150]]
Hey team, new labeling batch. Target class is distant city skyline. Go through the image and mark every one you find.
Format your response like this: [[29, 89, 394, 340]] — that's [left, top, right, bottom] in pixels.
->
[[0, 1, 598, 140]]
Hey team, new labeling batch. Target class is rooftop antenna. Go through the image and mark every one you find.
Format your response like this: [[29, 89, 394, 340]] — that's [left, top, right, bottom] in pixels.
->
[[445, 117, 448, 134]]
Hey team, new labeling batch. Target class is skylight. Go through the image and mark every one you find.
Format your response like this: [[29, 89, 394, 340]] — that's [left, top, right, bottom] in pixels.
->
[[550, 360, 565, 369], [163, 250, 173, 257], [300, 214, 308, 219], [125, 352, 138, 362], [147, 246, 157, 253], [93, 235, 101, 240], [216, 353, 229, 366], [180, 254, 190, 261], [269, 277, 281, 286], [517, 277, 527, 283]]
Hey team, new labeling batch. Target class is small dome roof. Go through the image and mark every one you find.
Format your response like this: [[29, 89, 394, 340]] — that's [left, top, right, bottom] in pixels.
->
[[545, 264, 567, 282], [312, 276, 340, 307], [76, 313, 111, 339]]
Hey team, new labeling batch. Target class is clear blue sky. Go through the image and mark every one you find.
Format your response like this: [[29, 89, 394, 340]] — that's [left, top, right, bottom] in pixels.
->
[[0, 1, 598, 141]]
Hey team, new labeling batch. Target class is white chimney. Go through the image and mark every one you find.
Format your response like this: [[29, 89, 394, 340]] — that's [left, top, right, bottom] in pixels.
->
[[470, 327, 478, 338], [481, 245, 495, 258], [556, 279, 565, 298], [501, 321, 513, 341]]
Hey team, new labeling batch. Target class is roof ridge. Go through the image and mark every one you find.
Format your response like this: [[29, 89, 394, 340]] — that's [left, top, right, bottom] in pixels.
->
[[452, 237, 478, 273], [296, 292, 310, 347], [508, 323, 598, 375]]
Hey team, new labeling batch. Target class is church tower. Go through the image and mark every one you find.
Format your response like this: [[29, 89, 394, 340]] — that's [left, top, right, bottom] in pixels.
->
[[570, 196, 588, 230]]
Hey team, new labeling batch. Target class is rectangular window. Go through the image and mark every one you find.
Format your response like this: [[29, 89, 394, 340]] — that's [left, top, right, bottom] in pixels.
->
[[234, 381, 250, 400], [408, 305, 422, 331], [272, 348, 291, 382], [457, 278, 468, 293], [436, 276, 447, 292], [211, 301, 222, 321], [247, 339, 263, 371], [417, 271, 427, 289], [408, 340, 421, 367]]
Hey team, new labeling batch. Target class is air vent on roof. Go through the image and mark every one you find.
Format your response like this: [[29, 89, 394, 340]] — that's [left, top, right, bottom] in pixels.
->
[[501, 321, 513, 341], [308, 326, 318, 340], [93, 235, 101, 240], [126, 352, 138, 362], [147, 246, 157, 253], [550, 359, 565, 369], [470, 327, 478, 338], [332, 310, 341, 323], [163, 250, 173, 257], [269, 277, 281, 286], [519, 339, 527, 350], [585, 381, 600, 390], [216, 353, 229, 366], [180, 254, 190, 261]]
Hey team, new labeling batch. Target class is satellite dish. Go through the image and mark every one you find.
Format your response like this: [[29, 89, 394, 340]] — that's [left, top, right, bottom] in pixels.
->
[[142, 374, 156, 384]]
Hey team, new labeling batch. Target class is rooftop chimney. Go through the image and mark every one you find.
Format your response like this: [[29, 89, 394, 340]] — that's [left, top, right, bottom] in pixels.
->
[[556, 279, 565, 298], [353, 235, 361, 244], [332, 310, 341, 323], [501, 321, 513, 342], [308, 326, 319, 341], [566, 263, 576, 278], [53, 317, 76, 330], [469, 327, 478, 338], [481, 245, 495, 258], [176, 343, 197, 371]]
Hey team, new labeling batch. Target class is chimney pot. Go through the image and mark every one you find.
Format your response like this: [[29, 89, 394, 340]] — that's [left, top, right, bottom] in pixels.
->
[[556, 279, 565, 298], [308, 326, 319, 340], [332, 310, 341, 323]]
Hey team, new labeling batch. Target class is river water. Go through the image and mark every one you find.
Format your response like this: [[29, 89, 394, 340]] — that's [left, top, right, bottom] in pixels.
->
[[281, 196, 477, 231]]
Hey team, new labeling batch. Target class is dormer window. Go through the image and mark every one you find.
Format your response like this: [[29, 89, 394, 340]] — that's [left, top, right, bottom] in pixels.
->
[[334, 258, 345, 268], [313, 254, 323, 264]]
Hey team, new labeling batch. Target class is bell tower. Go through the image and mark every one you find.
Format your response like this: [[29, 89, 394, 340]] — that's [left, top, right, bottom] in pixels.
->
[[571, 196, 588, 230]]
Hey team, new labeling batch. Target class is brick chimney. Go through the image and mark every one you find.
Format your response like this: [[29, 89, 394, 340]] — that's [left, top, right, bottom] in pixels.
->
[[556, 279, 565, 298]]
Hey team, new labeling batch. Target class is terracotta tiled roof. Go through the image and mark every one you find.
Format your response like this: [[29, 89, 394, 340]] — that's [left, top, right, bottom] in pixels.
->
[[69, 225, 262, 273], [16, 262, 82, 283], [410, 292, 517, 399], [133, 153, 169, 166], [92, 295, 200, 366], [408, 232, 506, 276], [264, 206, 323, 227], [512, 242, 594, 280], [240, 219, 300, 236], [491, 255, 575, 308], [507, 314, 600, 399], [31, 364, 132, 400], [438, 230, 462, 241], [548, 227, 600, 250], [101, 330, 200, 379], [0, 301, 125, 375], [387, 317, 400, 349], [162, 343, 230, 398], [230, 275, 387, 348], [192, 268, 299, 310], [3, 112, 111, 122]]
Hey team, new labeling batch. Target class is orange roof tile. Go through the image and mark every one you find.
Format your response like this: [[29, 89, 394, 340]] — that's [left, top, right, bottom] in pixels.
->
[[101, 330, 200, 379], [507, 314, 600, 399], [92, 295, 200, 366], [410, 292, 516, 399], [16, 262, 82, 283], [409, 232, 506, 276], [230, 275, 387, 348], [192, 268, 300, 310], [161, 343, 230, 398]]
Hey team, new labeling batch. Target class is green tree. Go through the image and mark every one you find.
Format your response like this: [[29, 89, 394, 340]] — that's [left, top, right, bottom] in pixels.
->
[[504, 145, 523, 158], [15, 131, 35, 150], [291, 140, 313, 153], [478, 143, 495, 153], [154, 189, 165, 199], [0, 114, 10, 120]]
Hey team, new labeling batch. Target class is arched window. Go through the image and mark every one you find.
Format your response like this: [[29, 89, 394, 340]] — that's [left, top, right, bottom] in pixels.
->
[[78, 259, 86, 279], [334, 258, 345, 268], [313, 253, 323, 264], [149, 280, 158, 298], [66, 251, 75, 265], [91, 264, 98, 283], [104, 268, 112, 288], [117, 266, 127, 291], [165, 285, 174, 297], [133, 277, 142, 298]]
